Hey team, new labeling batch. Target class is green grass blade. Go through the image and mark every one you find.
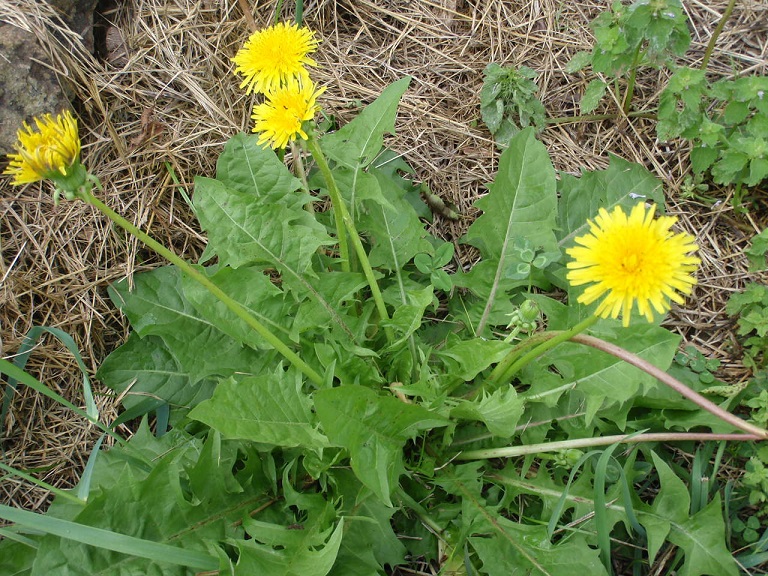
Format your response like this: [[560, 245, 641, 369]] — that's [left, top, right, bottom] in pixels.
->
[[1, 326, 99, 448], [274, 0, 284, 24], [546, 449, 601, 540], [724, 478, 735, 541], [711, 441, 726, 498], [2, 359, 88, 422], [754, 527, 768, 552], [75, 434, 105, 501], [7, 326, 97, 420], [616, 460, 644, 539], [0, 462, 83, 505], [735, 526, 768, 568], [737, 550, 768, 570], [154, 403, 170, 437], [0, 504, 218, 571], [691, 448, 704, 515], [690, 443, 716, 514], [0, 359, 122, 446], [594, 443, 623, 575], [164, 162, 195, 214], [0, 527, 39, 547], [110, 398, 166, 428]]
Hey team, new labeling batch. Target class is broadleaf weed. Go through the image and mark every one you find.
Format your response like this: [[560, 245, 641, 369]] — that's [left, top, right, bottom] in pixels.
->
[[1, 13, 766, 576]]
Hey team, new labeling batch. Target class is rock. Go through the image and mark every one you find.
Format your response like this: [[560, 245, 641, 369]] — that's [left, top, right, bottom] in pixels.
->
[[0, 0, 99, 154], [0, 24, 72, 155], [46, 0, 100, 53]]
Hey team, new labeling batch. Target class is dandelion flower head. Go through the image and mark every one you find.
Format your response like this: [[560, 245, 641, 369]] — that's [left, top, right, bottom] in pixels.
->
[[566, 203, 700, 327], [252, 79, 324, 149], [4, 110, 81, 185], [232, 22, 319, 95]]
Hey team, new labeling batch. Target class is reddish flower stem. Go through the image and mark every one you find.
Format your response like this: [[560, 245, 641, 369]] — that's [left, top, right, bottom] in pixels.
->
[[571, 333, 768, 439]]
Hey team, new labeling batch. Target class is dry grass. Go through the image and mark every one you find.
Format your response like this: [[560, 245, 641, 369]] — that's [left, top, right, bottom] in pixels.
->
[[1, 0, 766, 514]]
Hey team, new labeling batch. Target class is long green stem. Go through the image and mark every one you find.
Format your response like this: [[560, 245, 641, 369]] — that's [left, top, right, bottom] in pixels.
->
[[305, 135, 395, 344], [700, 0, 737, 71], [295, 0, 304, 26], [451, 411, 586, 448], [469, 332, 548, 400], [290, 142, 313, 213], [488, 316, 598, 389], [81, 190, 324, 387], [304, 136, 351, 272], [455, 432, 761, 461], [622, 45, 642, 114]]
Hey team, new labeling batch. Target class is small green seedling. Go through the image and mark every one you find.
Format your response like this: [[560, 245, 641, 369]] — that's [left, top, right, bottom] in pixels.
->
[[658, 71, 768, 200], [414, 241, 455, 292], [568, 0, 691, 113], [745, 228, 768, 273], [726, 283, 768, 370], [480, 63, 546, 146], [674, 345, 721, 386]]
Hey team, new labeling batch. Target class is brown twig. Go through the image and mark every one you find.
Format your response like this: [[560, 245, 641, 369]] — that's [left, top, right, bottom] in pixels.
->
[[237, 0, 257, 32]]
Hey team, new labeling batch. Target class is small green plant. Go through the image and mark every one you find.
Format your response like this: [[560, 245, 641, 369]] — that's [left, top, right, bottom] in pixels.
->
[[742, 445, 768, 517], [480, 63, 546, 146], [726, 282, 768, 371], [745, 228, 768, 273], [567, 0, 691, 113], [674, 345, 721, 386], [746, 389, 768, 430], [731, 514, 762, 544], [561, 0, 764, 207], [413, 241, 454, 293], [678, 172, 711, 202], [658, 70, 768, 199]]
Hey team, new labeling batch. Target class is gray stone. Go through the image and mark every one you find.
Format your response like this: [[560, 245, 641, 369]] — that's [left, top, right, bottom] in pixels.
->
[[0, 24, 72, 155], [46, 0, 100, 53], [0, 0, 100, 154]]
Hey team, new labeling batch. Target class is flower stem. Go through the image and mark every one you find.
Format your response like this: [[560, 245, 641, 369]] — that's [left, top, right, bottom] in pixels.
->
[[295, 0, 304, 26], [488, 316, 598, 389], [700, 0, 737, 71], [622, 45, 642, 114], [455, 432, 761, 461], [304, 135, 351, 272], [291, 142, 313, 213], [80, 189, 324, 387], [571, 334, 768, 439], [304, 135, 395, 344]]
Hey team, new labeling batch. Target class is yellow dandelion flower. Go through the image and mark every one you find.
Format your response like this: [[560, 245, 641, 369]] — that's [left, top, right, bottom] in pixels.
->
[[566, 203, 700, 327], [4, 110, 81, 185], [252, 79, 324, 149], [232, 22, 319, 95]]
